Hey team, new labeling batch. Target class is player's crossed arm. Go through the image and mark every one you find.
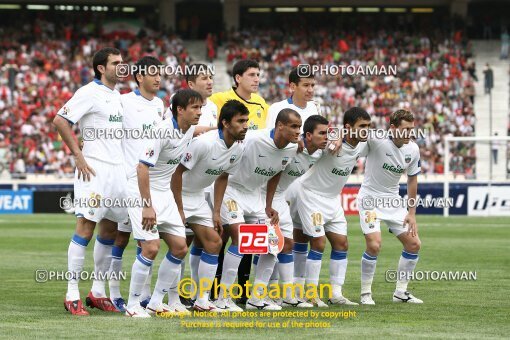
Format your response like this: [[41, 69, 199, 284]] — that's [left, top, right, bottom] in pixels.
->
[[265, 172, 281, 225]]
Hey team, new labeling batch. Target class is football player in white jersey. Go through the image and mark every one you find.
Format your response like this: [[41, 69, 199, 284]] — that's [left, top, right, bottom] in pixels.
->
[[107, 56, 165, 313], [54, 47, 126, 315], [264, 115, 329, 308], [213, 109, 301, 311], [124, 89, 205, 318], [289, 107, 371, 307], [357, 109, 422, 305], [186, 63, 218, 128], [171, 100, 249, 312], [266, 67, 320, 130]]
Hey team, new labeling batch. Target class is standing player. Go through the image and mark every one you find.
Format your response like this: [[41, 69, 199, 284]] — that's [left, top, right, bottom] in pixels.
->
[[289, 107, 371, 307], [123, 89, 203, 318], [54, 47, 126, 315], [357, 109, 422, 305], [266, 67, 320, 130], [210, 59, 269, 302], [171, 100, 249, 311], [108, 56, 165, 312], [264, 115, 329, 308], [214, 109, 301, 311]]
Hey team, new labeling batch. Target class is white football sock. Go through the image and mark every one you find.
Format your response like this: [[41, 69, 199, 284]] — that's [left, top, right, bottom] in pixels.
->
[[127, 254, 153, 309], [197, 251, 219, 304], [395, 251, 419, 294], [293, 242, 308, 288], [330, 250, 347, 297], [108, 245, 125, 300], [305, 250, 323, 286], [66, 234, 89, 301], [148, 252, 181, 310], [141, 265, 153, 301], [253, 254, 277, 298], [218, 245, 243, 299], [361, 252, 378, 295], [277, 253, 294, 300], [91, 236, 114, 298], [189, 246, 202, 300]]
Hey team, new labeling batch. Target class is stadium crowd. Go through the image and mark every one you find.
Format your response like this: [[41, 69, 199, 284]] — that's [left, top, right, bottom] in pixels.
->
[[225, 28, 477, 176], [0, 19, 479, 177]]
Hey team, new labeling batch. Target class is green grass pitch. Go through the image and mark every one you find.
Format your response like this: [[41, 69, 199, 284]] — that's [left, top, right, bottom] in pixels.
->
[[0, 214, 509, 339]]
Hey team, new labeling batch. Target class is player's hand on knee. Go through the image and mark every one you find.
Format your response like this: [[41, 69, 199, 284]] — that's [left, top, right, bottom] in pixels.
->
[[265, 207, 279, 225], [74, 153, 96, 181], [404, 213, 417, 237], [142, 207, 157, 231]]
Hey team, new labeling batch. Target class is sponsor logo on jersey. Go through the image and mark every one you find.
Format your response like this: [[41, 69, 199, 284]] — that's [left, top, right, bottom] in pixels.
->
[[254, 167, 277, 177], [382, 162, 405, 174], [331, 167, 351, 176], [248, 121, 258, 130], [287, 169, 305, 177], [142, 123, 153, 131], [109, 114, 123, 123], [405, 154, 411, 163], [205, 167, 224, 176], [167, 158, 180, 165]]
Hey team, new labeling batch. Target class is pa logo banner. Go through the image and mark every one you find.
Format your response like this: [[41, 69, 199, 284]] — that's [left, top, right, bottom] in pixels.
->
[[239, 223, 284, 255]]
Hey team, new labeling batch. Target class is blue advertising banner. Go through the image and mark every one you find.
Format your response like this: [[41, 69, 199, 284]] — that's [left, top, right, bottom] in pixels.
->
[[0, 190, 34, 214]]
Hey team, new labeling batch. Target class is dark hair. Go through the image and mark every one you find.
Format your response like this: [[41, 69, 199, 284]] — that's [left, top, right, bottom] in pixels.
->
[[303, 115, 329, 135], [289, 67, 314, 85], [133, 56, 161, 86], [232, 59, 259, 86], [92, 47, 121, 80], [171, 89, 203, 119], [390, 109, 414, 127], [275, 108, 300, 127], [343, 107, 371, 127], [185, 63, 212, 84], [218, 100, 249, 130]]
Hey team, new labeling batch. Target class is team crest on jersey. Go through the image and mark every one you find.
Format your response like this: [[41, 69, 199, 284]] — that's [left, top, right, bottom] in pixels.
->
[[230, 155, 237, 164], [212, 110, 217, 120], [405, 154, 411, 163], [89, 193, 102, 208], [282, 157, 289, 167], [145, 148, 154, 158], [256, 109, 261, 118], [62, 106, 69, 116], [183, 153, 192, 163]]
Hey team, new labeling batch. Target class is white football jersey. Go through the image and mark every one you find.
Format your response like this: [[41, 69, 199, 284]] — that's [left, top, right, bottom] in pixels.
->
[[121, 90, 165, 180], [266, 97, 320, 131], [359, 138, 421, 197], [229, 129, 298, 192], [300, 141, 368, 197], [57, 79, 123, 164], [277, 148, 322, 193], [139, 117, 196, 191], [181, 129, 243, 194]]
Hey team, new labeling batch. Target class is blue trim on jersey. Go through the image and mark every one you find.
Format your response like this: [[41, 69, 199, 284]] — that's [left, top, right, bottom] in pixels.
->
[[331, 250, 347, 260], [139, 160, 155, 167], [218, 128, 225, 140], [307, 250, 323, 261], [134, 89, 141, 96], [409, 171, 421, 177], [59, 114, 75, 125], [136, 253, 153, 267], [288, 96, 305, 109], [227, 245, 242, 258], [166, 252, 182, 265], [72, 234, 90, 247], [402, 250, 419, 260], [277, 253, 293, 263], [293, 242, 308, 253], [363, 252, 377, 261], [190, 246, 203, 256], [172, 117, 179, 129], [252, 254, 260, 265], [93, 78, 106, 87], [136, 245, 142, 256], [75, 213, 84, 218], [201, 251, 219, 265], [270, 128, 275, 140], [112, 245, 125, 259]]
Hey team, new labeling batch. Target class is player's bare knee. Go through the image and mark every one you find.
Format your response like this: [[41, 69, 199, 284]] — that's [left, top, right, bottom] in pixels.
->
[[142, 242, 160, 260], [115, 231, 130, 248], [282, 238, 294, 253], [405, 239, 421, 253], [172, 244, 188, 259], [366, 241, 381, 256], [310, 236, 326, 252]]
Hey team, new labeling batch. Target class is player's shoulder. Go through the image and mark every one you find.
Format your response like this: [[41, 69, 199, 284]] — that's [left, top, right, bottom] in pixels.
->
[[405, 140, 420, 154], [250, 92, 268, 106]]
